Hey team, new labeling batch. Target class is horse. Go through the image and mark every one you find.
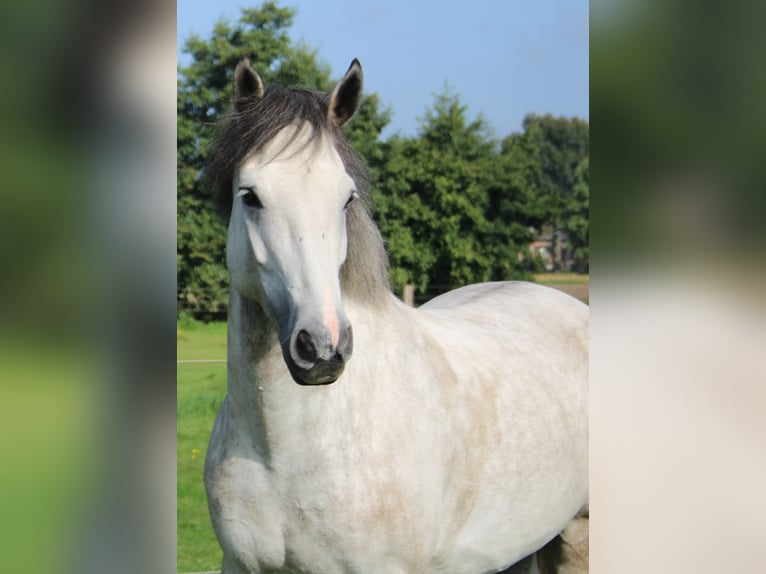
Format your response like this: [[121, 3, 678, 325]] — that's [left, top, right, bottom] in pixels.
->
[[203, 58, 589, 574]]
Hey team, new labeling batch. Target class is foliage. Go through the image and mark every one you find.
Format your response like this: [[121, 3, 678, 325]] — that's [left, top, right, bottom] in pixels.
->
[[510, 114, 590, 270], [176, 2, 589, 316], [373, 89, 544, 296], [565, 156, 589, 271]]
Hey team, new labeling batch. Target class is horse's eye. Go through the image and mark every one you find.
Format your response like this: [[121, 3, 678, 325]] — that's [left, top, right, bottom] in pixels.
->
[[239, 187, 263, 209], [344, 191, 358, 210]]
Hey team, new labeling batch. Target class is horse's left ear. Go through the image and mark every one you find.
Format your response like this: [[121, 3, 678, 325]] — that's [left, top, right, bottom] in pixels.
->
[[328, 59, 363, 127]]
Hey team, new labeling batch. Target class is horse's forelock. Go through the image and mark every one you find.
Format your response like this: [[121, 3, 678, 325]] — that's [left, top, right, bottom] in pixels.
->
[[207, 86, 329, 218]]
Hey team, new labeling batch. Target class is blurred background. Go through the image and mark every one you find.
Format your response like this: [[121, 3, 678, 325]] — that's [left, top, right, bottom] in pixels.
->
[[591, 0, 766, 572], [0, 0, 176, 572], [0, 0, 764, 572]]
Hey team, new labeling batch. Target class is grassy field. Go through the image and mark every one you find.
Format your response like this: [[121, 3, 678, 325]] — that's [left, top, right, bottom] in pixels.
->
[[176, 274, 587, 571], [177, 320, 226, 573]]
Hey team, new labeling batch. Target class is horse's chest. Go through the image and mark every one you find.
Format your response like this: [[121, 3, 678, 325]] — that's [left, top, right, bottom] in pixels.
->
[[209, 436, 434, 573], [220, 471, 422, 574], [273, 455, 432, 564]]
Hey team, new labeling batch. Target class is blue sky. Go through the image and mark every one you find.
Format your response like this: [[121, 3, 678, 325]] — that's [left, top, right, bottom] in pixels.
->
[[177, 0, 588, 139]]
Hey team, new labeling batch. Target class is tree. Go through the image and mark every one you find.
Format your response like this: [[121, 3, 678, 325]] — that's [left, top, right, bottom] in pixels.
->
[[177, 3, 390, 316], [373, 89, 540, 298], [564, 156, 589, 271], [509, 114, 589, 270], [489, 122, 547, 276], [177, 4, 588, 316]]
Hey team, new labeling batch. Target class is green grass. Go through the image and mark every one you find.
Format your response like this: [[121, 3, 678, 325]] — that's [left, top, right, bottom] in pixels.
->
[[177, 318, 227, 361], [533, 272, 590, 285], [177, 321, 227, 572]]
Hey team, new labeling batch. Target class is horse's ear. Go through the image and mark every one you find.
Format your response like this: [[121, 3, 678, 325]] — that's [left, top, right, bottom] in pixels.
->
[[328, 59, 363, 127], [234, 57, 264, 110]]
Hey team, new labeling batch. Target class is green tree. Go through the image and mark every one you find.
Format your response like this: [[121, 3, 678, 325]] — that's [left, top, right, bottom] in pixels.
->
[[177, 4, 588, 314], [489, 122, 547, 276], [564, 156, 589, 271], [374, 89, 540, 298], [177, 3, 390, 317], [511, 114, 589, 270]]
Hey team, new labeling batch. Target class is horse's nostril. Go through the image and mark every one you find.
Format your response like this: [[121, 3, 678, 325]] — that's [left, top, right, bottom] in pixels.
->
[[338, 326, 353, 361], [295, 330, 317, 364]]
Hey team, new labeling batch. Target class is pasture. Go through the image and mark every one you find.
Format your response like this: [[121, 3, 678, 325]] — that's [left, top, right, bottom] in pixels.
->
[[176, 275, 588, 572], [177, 320, 226, 572]]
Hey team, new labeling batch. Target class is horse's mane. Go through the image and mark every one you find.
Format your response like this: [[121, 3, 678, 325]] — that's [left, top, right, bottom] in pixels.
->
[[206, 85, 391, 304]]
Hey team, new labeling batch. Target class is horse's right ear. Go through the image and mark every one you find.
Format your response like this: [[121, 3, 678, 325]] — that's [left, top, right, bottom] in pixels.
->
[[234, 57, 264, 111]]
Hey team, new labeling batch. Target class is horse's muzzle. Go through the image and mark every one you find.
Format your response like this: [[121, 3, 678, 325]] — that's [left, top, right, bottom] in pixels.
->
[[285, 324, 353, 385]]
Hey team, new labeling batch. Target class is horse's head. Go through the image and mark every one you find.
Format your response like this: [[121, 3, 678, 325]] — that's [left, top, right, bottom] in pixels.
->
[[224, 59, 364, 385]]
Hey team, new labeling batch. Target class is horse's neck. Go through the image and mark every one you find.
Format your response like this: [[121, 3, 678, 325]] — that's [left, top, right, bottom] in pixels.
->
[[227, 291, 280, 368], [226, 291, 344, 460], [226, 291, 286, 442]]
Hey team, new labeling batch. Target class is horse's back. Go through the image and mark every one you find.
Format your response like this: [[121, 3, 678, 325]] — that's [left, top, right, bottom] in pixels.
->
[[418, 281, 587, 363], [421, 280, 586, 318]]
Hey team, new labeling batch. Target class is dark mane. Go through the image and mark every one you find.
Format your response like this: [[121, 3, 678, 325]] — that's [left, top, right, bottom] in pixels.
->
[[205, 85, 391, 303]]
